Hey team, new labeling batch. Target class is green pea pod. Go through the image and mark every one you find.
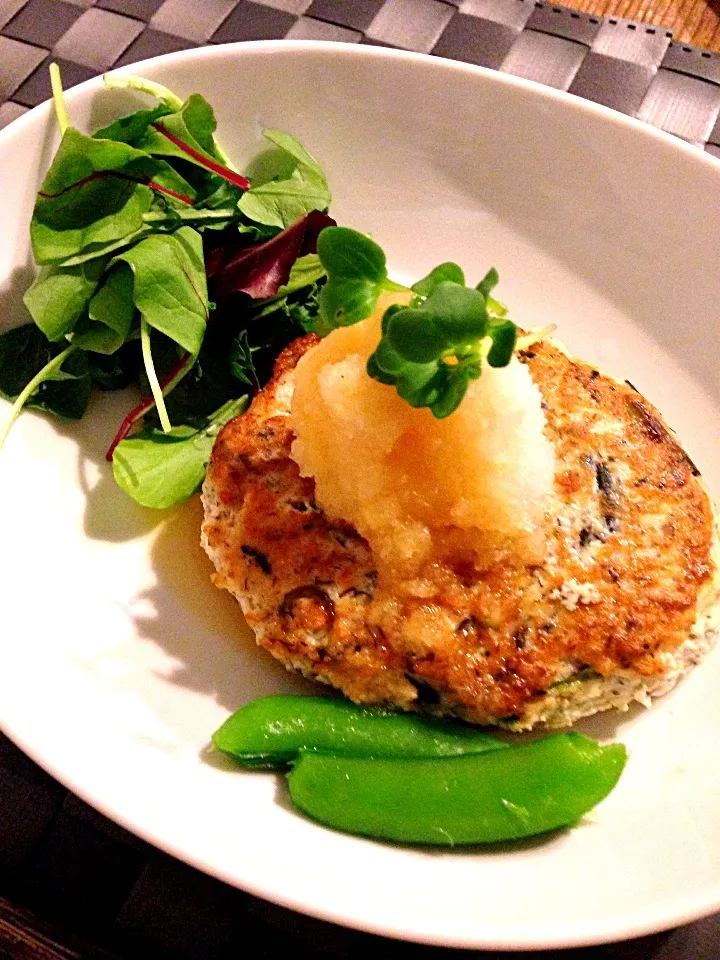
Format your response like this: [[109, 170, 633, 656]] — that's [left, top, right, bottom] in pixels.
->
[[288, 733, 627, 845], [212, 695, 507, 767]]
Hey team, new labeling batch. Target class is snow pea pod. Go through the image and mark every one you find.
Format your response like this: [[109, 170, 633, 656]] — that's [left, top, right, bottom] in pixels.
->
[[288, 733, 627, 845], [212, 695, 507, 767]]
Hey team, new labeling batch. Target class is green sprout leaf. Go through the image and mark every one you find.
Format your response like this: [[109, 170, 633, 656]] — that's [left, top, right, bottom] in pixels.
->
[[386, 283, 487, 362], [313, 228, 518, 418], [411, 262, 465, 297], [486, 319, 517, 368], [476, 266, 499, 298], [316, 227, 389, 330]]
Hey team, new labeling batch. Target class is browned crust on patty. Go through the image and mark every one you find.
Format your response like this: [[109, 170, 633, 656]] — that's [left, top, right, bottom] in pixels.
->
[[201, 335, 718, 727]]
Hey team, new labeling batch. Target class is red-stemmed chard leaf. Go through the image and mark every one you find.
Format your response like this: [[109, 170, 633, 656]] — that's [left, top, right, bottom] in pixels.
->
[[38, 169, 194, 206], [152, 124, 250, 191], [207, 210, 335, 301]]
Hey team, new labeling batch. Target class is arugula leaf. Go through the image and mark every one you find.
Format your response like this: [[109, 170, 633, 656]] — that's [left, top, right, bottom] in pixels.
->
[[229, 330, 259, 388], [196, 177, 243, 212], [239, 169, 329, 230], [239, 130, 330, 230], [30, 127, 161, 264], [284, 283, 321, 333], [71, 263, 136, 354], [23, 256, 107, 341], [112, 397, 247, 508], [111, 226, 208, 355], [261, 130, 326, 179]]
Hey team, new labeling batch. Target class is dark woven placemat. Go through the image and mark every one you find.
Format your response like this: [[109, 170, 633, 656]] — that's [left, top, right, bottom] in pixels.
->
[[2, 1, 720, 957], [2, 0, 720, 155]]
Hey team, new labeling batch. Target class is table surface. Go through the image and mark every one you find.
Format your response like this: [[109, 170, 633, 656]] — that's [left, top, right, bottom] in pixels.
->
[[1, 0, 720, 957], [564, 0, 720, 50]]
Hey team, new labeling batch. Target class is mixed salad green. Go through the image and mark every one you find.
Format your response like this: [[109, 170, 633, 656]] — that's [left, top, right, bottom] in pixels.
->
[[0, 67, 333, 508], [0, 65, 521, 509]]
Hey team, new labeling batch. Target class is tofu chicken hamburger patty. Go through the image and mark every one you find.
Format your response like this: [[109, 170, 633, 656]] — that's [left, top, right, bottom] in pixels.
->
[[201, 332, 720, 731]]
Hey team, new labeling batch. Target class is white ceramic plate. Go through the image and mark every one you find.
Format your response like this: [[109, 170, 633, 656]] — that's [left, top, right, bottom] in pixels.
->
[[1, 42, 719, 951]]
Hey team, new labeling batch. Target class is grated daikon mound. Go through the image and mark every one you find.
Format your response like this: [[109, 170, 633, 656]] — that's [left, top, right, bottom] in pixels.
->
[[290, 295, 555, 579]]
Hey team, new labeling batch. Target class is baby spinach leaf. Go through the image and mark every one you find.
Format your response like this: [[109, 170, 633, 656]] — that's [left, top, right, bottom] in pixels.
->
[[111, 226, 208, 355], [30, 127, 160, 264], [71, 263, 136, 354], [27, 347, 92, 419], [23, 257, 107, 341], [88, 341, 140, 391], [112, 396, 247, 508], [239, 129, 330, 230], [0, 324, 56, 398], [0, 325, 91, 419]]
